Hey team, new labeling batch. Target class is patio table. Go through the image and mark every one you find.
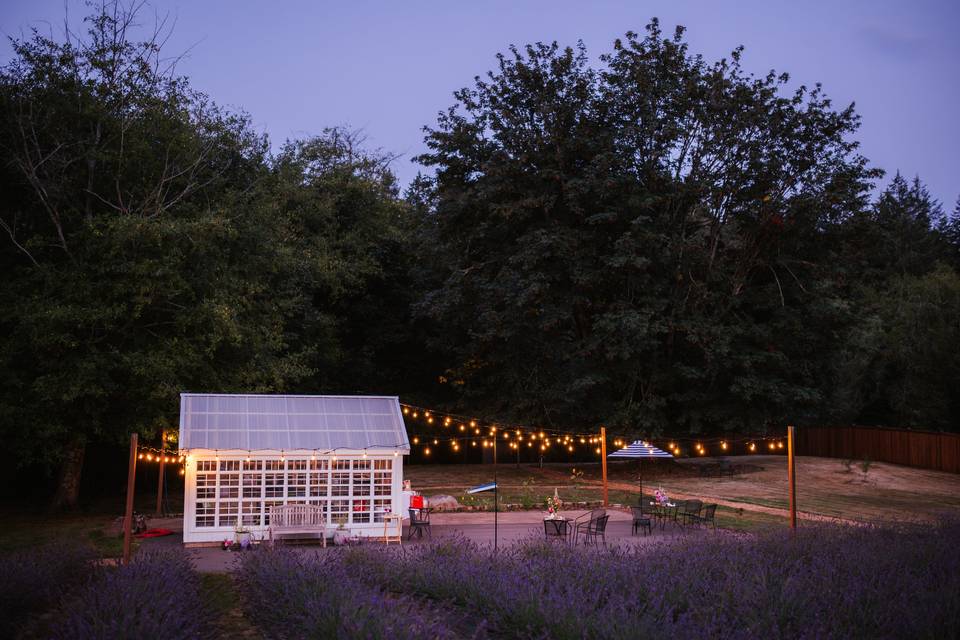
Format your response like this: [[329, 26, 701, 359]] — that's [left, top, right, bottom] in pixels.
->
[[543, 516, 573, 543]]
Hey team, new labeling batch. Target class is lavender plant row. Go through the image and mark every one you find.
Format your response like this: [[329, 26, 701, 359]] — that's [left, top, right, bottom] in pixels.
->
[[50, 548, 212, 640], [341, 521, 960, 640], [237, 547, 465, 639], [0, 541, 98, 638]]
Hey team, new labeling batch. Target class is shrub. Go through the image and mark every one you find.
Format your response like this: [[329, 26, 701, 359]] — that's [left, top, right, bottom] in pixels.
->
[[0, 540, 98, 638], [237, 547, 464, 639], [50, 548, 211, 639]]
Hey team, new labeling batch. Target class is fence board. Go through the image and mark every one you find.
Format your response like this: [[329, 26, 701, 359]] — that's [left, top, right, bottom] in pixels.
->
[[795, 426, 960, 474]]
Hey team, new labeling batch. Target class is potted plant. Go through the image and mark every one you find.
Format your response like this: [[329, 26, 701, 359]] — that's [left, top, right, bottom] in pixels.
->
[[332, 517, 349, 545], [234, 517, 252, 548]]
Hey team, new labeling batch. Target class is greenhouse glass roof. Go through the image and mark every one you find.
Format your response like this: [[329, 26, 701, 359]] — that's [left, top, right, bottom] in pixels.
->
[[179, 394, 410, 452]]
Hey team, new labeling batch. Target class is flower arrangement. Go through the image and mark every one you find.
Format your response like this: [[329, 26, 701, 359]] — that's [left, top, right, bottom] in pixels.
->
[[654, 487, 669, 505], [545, 494, 562, 517]]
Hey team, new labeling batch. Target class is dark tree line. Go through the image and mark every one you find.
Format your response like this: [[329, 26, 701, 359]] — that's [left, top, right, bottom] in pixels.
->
[[0, 6, 957, 506]]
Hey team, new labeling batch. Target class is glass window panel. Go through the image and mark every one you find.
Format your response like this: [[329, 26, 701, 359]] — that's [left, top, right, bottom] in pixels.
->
[[218, 501, 239, 527], [374, 499, 391, 522], [197, 473, 217, 487], [263, 501, 283, 525], [288, 472, 307, 497], [330, 499, 349, 525], [196, 502, 215, 527], [352, 499, 371, 524], [265, 473, 284, 498], [241, 502, 262, 526]]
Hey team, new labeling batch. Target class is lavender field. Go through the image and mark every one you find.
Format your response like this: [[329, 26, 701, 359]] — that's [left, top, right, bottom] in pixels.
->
[[3, 521, 957, 639], [239, 521, 960, 640]]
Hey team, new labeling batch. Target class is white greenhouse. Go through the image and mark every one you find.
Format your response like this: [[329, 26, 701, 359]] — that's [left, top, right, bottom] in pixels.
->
[[179, 393, 410, 544]]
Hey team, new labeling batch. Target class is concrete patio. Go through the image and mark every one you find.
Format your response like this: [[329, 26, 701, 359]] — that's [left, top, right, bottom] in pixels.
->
[[142, 508, 724, 572]]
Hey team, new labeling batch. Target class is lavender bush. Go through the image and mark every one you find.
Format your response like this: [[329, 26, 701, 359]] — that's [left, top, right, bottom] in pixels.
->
[[50, 548, 211, 639], [237, 547, 467, 639], [341, 521, 960, 639], [0, 541, 98, 638]]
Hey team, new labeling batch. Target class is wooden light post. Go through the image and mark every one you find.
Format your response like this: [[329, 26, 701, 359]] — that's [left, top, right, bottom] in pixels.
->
[[600, 426, 608, 507], [123, 433, 138, 565], [155, 430, 165, 517], [788, 425, 797, 532]]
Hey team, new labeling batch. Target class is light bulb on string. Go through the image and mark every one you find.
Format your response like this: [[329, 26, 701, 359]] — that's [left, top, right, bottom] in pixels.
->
[[403, 407, 410, 415]]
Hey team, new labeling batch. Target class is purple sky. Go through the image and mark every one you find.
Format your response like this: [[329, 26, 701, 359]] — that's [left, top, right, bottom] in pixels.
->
[[3, 0, 958, 208]]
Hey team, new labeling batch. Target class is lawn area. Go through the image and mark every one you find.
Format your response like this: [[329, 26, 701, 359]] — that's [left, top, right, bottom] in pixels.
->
[[406, 455, 960, 529], [0, 494, 183, 556]]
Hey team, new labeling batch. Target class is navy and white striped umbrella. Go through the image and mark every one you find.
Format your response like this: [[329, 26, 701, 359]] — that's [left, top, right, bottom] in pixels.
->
[[608, 440, 674, 502]]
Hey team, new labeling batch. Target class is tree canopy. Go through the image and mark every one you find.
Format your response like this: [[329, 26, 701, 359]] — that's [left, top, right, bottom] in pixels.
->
[[0, 7, 957, 505]]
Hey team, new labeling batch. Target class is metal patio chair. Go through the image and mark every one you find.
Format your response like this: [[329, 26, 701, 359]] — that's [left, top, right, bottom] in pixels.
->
[[408, 508, 431, 540], [631, 506, 652, 536], [579, 514, 609, 546]]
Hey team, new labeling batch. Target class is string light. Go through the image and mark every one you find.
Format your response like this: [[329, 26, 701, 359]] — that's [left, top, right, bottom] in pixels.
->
[[424, 447, 431, 455], [721, 442, 728, 451]]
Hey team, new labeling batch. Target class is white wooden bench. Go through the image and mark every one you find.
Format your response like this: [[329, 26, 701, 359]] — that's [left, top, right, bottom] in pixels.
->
[[267, 504, 327, 547]]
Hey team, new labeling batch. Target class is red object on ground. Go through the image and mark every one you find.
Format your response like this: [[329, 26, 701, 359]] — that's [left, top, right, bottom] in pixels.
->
[[134, 528, 173, 538], [411, 495, 424, 509]]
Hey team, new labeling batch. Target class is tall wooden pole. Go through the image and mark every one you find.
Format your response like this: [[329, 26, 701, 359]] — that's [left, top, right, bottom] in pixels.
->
[[493, 435, 498, 552], [600, 426, 608, 507], [155, 430, 165, 517], [123, 433, 138, 565], [788, 425, 797, 532]]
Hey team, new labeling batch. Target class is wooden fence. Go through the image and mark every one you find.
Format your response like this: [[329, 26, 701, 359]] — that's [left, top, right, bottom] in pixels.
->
[[795, 426, 960, 474]]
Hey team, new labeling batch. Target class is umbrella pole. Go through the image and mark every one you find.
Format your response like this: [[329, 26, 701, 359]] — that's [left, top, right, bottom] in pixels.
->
[[639, 459, 643, 506]]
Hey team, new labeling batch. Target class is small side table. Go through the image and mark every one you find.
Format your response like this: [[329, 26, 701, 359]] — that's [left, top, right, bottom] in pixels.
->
[[383, 513, 403, 545]]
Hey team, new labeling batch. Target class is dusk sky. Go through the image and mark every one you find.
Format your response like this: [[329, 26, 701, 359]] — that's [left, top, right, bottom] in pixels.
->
[[3, 0, 958, 208]]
